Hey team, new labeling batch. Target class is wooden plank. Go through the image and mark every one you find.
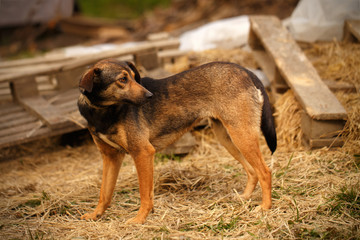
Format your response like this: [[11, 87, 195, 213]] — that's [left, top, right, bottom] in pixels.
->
[[0, 82, 11, 100], [0, 121, 42, 138], [0, 121, 82, 149], [36, 75, 57, 92], [301, 112, 346, 139], [0, 115, 37, 130], [158, 49, 188, 65], [158, 49, 187, 59], [0, 39, 179, 84], [0, 62, 61, 74], [0, 103, 23, 115], [48, 88, 79, 105], [56, 66, 86, 91], [134, 48, 159, 70], [0, 55, 74, 69], [10, 77, 39, 99], [323, 80, 356, 93], [57, 101, 79, 114], [0, 111, 30, 124], [18, 96, 70, 129], [147, 32, 170, 41], [302, 135, 344, 149], [250, 16, 347, 121], [160, 132, 196, 155], [343, 20, 360, 42]]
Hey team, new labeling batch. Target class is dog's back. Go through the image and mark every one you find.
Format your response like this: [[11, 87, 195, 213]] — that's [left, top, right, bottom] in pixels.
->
[[140, 62, 276, 153]]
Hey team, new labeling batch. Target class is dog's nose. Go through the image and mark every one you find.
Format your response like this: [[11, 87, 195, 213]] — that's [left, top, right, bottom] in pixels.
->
[[146, 91, 153, 98]]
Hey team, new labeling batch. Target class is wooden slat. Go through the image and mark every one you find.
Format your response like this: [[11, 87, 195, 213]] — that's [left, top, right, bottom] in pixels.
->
[[56, 101, 78, 113], [0, 121, 42, 138], [0, 39, 180, 84], [250, 16, 347, 121], [0, 103, 23, 115], [0, 115, 37, 130], [0, 121, 82, 149], [303, 136, 344, 149], [323, 80, 356, 92], [160, 132, 196, 155], [48, 88, 79, 105], [0, 111, 30, 123], [0, 55, 74, 69], [158, 49, 188, 59], [301, 112, 346, 139], [0, 82, 11, 100], [18, 96, 70, 129]]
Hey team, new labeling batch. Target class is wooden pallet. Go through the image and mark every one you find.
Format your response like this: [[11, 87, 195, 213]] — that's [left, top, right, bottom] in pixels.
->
[[0, 37, 191, 151], [249, 15, 348, 148], [0, 89, 84, 148]]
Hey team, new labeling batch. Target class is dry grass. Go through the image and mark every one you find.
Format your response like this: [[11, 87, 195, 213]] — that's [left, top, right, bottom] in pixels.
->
[[303, 41, 360, 91], [164, 48, 258, 74], [273, 90, 304, 151], [1, 44, 360, 239]]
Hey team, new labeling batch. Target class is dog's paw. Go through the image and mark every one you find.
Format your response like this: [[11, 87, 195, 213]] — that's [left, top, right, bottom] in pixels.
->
[[125, 217, 145, 225], [81, 212, 100, 221], [238, 193, 251, 200], [253, 205, 263, 213], [253, 204, 271, 213], [260, 202, 272, 210]]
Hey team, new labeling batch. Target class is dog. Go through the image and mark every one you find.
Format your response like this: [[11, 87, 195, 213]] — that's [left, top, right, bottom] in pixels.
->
[[78, 59, 276, 224]]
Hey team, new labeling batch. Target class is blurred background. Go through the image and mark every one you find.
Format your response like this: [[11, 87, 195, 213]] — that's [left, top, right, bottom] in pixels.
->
[[0, 0, 299, 59]]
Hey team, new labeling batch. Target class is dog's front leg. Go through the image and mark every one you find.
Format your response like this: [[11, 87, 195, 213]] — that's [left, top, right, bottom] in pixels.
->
[[81, 137, 124, 220], [126, 144, 155, 224]]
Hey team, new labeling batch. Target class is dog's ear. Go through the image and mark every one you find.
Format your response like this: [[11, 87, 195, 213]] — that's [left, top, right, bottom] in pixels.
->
[[126, 61, 141, 83], [79, 68, 101, 93]]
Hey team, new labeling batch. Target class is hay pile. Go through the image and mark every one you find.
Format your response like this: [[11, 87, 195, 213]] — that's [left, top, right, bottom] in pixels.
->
[[303, 41, 360, 91], [0, 43, 359, 239], [165, 48, 258, 74], [273, 90, 304, 151]]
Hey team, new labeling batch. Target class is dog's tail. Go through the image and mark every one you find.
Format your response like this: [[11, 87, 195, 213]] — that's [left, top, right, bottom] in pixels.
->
[[260, 91, 277, 154], [246, 68, 277, 154]]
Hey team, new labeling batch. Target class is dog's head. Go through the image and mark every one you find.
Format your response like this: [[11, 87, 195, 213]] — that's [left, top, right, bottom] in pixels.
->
[[79, 59, 153, 106]]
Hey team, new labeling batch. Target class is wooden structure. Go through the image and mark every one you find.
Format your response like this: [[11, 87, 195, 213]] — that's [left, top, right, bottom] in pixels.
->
[[0, 37, 189, 150], [249, 15, 348, 148], [60, 16, 130, 39], [343, 20, 360, 42]]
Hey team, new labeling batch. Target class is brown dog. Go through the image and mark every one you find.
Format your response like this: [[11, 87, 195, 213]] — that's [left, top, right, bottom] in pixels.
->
[[78, 59, 276, 224]]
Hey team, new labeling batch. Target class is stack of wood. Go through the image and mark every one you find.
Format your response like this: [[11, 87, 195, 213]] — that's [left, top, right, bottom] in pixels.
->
[[0, 34, 192, 153], [248, 16, 359, 148]]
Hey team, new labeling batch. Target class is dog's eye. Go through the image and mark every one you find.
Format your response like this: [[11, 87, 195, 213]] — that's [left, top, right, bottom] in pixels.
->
[[119, 77, 127, 83]]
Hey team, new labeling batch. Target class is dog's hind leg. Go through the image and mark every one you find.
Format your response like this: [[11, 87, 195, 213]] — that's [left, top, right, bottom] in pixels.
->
[[81, 135, 125, 220], [219, 121, 272, 210], [211, 119, 258, 200]]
